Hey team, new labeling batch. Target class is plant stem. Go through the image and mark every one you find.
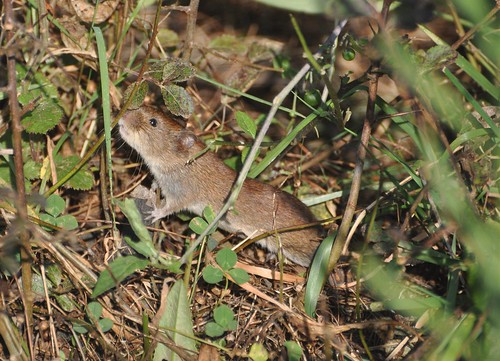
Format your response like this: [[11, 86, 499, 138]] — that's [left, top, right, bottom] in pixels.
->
[[44, 0, 163, 197], [182, 0, 200, 61], [5, 0, 34, 356]]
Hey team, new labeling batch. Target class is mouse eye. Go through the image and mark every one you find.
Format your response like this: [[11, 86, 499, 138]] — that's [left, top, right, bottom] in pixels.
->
[[149, 118, 158, 127]]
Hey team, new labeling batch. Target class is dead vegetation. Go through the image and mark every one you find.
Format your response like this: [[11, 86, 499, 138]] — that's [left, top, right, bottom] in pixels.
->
[[1, 0, 499, 360]]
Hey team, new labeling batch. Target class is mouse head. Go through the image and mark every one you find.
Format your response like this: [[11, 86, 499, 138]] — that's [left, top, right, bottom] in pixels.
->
[[119, 106, 198, 166]]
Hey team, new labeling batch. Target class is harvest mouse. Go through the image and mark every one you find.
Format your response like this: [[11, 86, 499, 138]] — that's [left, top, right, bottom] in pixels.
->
[[119, 106, 323, 266]]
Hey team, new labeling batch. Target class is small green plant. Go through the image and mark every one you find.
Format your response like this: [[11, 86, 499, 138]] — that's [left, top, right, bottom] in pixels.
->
[[72, 301, 113, 334], [248, 343, 269, 361], [202, 248, 250, 286], [123, 58, 195, 118], [284, 341, 303, 361], [205, 304, 238, 338], [39, 194, 78, 231], [91, 198, 176, 298]]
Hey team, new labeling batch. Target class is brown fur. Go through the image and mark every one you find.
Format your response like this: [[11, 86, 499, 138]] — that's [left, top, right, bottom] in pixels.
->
[[119, 106, 323, 266]]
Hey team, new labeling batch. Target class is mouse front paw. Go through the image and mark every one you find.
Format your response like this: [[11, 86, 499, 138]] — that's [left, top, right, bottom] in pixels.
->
[[147, 203, 172, 223]]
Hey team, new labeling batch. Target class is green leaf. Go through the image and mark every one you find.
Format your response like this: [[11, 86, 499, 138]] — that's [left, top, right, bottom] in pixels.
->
[[55, 155, 94, 190], [213, 305, 237, 331], [253, 0, 328, 14], [91, 255, 149, 298], [45, 194, 66, 217], [284, 341, 302, 361], [202, 205, 216, 223], [117, 199, 158, 259], [248, 343, 269, 361], [208, 34, 247, 54], [123, 81, 148, 110], [304, 233, 335, 317], [54, 294, 75, 312], [236, 111, 257, 139], [216, 248, 237, 271], [72, 321, 89, 334], [98, 318, 114, 333], [87, 301, 103, 319], [54, 214, 78, 230], [17, 66, 64, 134], [248, 111, 318, 178], [23, 159, 41, 180], [161, 58, 196, 83], [202, 265, 224, 284], [228, 268, 249, 285], [39, 213, 56, 228], [189, 217, 209, 235], [205, 322, 225, 337], [161, 84, 194, 118], [154, 280, 196, 361], [45, 264, 63, 286], [158, 29, 179, 47]]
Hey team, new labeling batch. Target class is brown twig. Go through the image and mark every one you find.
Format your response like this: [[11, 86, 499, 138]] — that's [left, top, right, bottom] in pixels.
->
[[451, 2, 499, 50], [182, 0, 200, 61], [328, 0, 393, 272], [4, 0, 34, 357]]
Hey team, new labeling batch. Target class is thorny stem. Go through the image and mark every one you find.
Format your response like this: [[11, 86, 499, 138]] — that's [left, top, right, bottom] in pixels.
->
[[44, 0, 163, 196], [180, 22, 347, 265], [5, 0, 34, 356]]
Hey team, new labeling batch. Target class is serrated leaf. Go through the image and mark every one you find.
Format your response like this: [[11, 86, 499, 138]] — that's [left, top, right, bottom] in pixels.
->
[[123, 81, 148, 110], [205, 322, 225, 337], [154, 280, 196, 361], [161, 58, 196, 83], [23, 159, 41, 180], [55, 214, 78, 230], [91, 255, 149, 298], [216, 248, 237, 271], [202, 265, 224, 284], [20, 96, 64, 134], [161, 84, 194, 118], [228, 268, 249, 285], [54, 155, 94, 190], [146, 62, 165, 81], [235, 111, 257, 139], [87, 301, 103, 319], [17, 65, 64, 134], [189, 217, 209, 235], [45, 194, 65, 217]]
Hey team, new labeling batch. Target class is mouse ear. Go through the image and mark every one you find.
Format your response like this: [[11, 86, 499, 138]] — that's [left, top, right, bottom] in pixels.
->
[[177, 130, 196, 151]]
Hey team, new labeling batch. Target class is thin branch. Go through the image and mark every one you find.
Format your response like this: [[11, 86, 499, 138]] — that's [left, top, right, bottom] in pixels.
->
[[180, 22, 347, 265], [328, 0, 393, 271], [182, 0, 200, 61], [5, 0, 34, 357]]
